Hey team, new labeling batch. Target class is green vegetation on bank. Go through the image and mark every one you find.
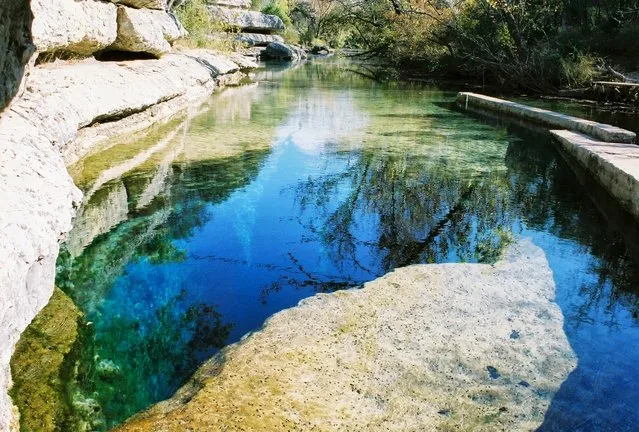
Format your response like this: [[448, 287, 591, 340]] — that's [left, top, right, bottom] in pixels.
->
[[173, 0, 238, 51], [256, 0, 639, 92]]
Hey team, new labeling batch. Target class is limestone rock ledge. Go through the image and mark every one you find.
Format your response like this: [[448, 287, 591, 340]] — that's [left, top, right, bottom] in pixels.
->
[[116, 239, 576, 432], [11, 50, 256, 166], [0, 49, 256, 432], [31, 0, 187, 59], [31, 0, 119, 56], [209, 6, 285, 33], [110, 6, 187, 57]]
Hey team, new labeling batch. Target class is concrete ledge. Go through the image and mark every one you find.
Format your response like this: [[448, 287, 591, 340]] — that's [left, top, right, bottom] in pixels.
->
[[457, 92, 636, 144], [551, 130, 639, 221]]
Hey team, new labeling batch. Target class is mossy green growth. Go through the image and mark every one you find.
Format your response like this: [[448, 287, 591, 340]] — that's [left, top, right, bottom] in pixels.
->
[[9, 288, 101, 432]]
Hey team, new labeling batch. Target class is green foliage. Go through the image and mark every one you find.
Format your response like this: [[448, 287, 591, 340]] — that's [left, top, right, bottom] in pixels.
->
[[262, 0, 292, 26], [300, 0, 638, 91], [290, 0, 350, 46], [174, 0, 237, 51], [560, 52, 599, 88]]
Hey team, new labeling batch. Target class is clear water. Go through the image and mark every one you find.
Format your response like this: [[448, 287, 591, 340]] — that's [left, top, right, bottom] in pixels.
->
[[25, 61, 639, 430]]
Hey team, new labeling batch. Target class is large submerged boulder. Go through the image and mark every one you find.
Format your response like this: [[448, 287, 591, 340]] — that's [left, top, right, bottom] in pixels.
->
[[0, 0, 34, 111], [110, 6, 186, 57], [31, 0, 118, 56], [116, 240, 576, 431], [208, 6, 284, 33]]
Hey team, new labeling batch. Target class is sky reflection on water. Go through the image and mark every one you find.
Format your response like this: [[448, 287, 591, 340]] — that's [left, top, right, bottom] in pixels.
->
[[18, 61, 639, 430]]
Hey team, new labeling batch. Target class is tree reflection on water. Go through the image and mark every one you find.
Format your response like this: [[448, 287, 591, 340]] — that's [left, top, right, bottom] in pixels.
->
[[11, 61, 639, 432]]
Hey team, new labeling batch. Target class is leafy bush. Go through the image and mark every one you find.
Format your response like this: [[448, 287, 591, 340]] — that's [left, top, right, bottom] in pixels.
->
[[262, 1, 291, 26], [174, 0, 238, 51], [560, 52, 599, 88]]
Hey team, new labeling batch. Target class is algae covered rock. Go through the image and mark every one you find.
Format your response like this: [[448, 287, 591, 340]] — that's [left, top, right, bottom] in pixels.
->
[[9, 288, 103, 432], [115, 239, 576, 431]]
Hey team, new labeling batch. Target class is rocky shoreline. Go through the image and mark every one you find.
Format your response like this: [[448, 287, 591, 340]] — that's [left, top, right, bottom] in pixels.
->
[[115, 239, 576, 431], [0, 1, 262, 429]]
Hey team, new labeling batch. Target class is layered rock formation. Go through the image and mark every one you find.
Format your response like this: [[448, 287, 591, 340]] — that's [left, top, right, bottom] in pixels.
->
[[31, 0, 118, 56], [208, 0, 310, 62], [11, 51, 251, 166], [117, 240, 576, 431], [0, 87, 81, 432], [31, 0, 185, 60]]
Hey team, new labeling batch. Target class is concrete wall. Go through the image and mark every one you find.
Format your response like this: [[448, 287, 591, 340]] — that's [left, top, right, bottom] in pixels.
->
[[457, 92, 636, 144]]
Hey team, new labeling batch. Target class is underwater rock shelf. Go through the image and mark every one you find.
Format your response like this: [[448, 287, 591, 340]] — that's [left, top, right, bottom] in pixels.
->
[[457, 92, 636, 143], [115, 240, 576, 432]]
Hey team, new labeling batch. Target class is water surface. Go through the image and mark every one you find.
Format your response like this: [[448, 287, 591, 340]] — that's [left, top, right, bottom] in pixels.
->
[[13, 61, 639, 431]]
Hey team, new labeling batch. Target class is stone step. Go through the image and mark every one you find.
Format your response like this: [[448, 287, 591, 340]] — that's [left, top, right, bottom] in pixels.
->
[[457, 92, 636, 144], [551, 130, 639, 221]]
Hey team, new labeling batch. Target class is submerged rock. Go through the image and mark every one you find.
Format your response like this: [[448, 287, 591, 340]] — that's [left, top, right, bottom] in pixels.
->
[[116, 239, 576, 431], [9, 288, 102, 432]]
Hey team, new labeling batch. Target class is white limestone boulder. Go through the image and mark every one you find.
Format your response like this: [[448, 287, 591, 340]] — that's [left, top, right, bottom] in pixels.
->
[[236, 32, 284, 47], [31, 0, 118, 56], [208, 6, 284, 33], [110, 6, 187, 57]]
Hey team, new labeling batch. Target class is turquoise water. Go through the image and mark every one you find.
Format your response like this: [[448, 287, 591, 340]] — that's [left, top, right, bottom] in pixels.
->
[[16, 61, 639, 430]]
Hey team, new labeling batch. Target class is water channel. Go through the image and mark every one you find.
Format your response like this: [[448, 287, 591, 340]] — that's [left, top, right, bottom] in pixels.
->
[[10, 60, 639, 431]]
